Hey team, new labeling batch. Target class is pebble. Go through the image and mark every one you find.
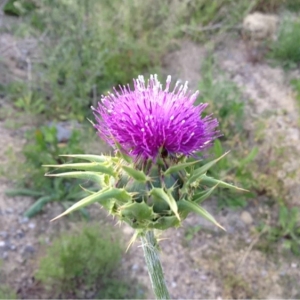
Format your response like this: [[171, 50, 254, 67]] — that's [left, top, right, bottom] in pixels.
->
[[0, 231, 8, 238], [15, 230, 25, 239], [0, 240, 5, 247], [22, 245, 35, 256], [291, 263, 297, 268], [47, 122, 72, 142], [28, 222, 36, 229], [240, 211, 253, 225], [18, 217, 29, 224], [261, 270, 267, 277], [10, 244, 17, 251]]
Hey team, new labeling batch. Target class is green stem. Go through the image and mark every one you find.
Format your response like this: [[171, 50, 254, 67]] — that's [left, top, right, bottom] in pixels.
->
[[140, 230, 170, 300]]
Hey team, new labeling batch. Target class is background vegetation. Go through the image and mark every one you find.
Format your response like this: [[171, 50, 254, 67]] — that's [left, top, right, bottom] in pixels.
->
[[35, 223, 143, 299]]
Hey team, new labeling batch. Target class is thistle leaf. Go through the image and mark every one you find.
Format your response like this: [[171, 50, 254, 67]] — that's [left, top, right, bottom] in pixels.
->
[[122, 165, 150, 182], [120, 201, 153, 221], [150, 188, 180, 220], [192, 184, 219, 204], [151, 215, 181, 230], [201, 175, 248, 192], [163, 160, 199, 176], [43, 162, 116, 176], [59, 154, 110, 163], [51, 188, 132, 221], [178, 199, 225, 231], [45, 171, 105, 185], [186, 152, 229, 186]]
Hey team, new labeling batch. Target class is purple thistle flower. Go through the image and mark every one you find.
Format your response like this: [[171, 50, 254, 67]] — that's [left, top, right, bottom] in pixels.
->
[[92, 75, 219, 160]]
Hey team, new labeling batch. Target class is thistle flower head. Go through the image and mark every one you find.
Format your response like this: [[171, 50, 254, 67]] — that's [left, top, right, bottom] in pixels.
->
[[93, 75, 219, 160]]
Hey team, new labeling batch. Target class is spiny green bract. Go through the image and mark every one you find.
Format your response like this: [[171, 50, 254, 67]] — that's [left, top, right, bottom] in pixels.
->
[[45, 152, 246, 231]]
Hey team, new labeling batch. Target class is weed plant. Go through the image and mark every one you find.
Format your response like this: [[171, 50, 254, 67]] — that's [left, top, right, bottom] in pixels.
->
[[269, 16, 300, 68], [291, 79, 300, 107], [258, 206, 300, 255], [36, 223, 141, 299], [3, 0, 36, 16], [252, 0, 288, 12], [9, 0, 171, 121], [209, 140, 258, 208], [6, 125, 89, 218], [4, 0, 257, 121], [197, 56, 244, 138], [285, 0, 300, 11], [196, 57, 258, 208]]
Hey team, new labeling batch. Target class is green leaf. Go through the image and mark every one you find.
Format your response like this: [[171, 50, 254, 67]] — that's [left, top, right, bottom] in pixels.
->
[[122, 165, 150, 182], [59, 154, 110, 163], [238, 147, 258, 169], [43, 162, 116, 176], [6, 189, 44, 197], [178, 199, 225, 230], [213, 140, 227, 170], [24, 196, 53, 218], [192, 184, 219, 204], [51, 188, 132, 221], [45, 171, 105, 185], [150, 188, 180, 220], [163, 160, 199, 176], [200, 175, 248, 192], [213, 139, 223, 158], [184, 152, 229, 188], [121, 201, 153, 221], [151, 215, 181, 230]]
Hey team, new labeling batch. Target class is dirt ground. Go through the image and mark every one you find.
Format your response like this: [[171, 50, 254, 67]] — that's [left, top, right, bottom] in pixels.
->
[[0, 13, 300, 300]]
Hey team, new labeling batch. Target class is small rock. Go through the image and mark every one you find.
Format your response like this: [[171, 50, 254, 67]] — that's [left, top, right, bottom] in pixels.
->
[[171, 281, 177, 288], [291, 263, 297, 268], [18, 217, 29, 224], [47, 122, 72, 142], [16, 257, 25, 264], [261, 270, 267, 277], [22, 245, 35, 257], [280, 271, 286, 276], [240, 211, 253, 225], [10, 244, 17, 251], [0, 231, 8, 238], [28, 222, 36, 229], [1, 252, 8, 260], [0, 240, 5, 247], [5, 208, 14, 214], [15, 230, 25, 239]]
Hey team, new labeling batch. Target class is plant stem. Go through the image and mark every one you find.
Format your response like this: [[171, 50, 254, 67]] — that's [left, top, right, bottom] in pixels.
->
[[140, 230, 170, 299]]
